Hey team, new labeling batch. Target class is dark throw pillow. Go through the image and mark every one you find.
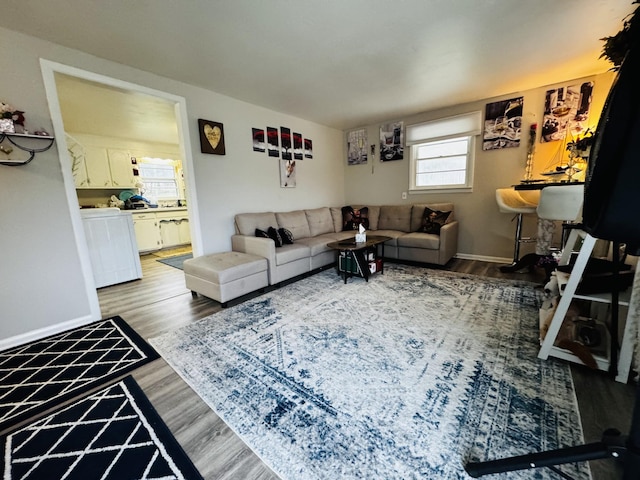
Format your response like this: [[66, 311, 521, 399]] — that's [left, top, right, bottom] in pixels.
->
[[279, 228, 294, 244], [255, 228, 270, 239], [267, 226, 283, 247], [341, 206, 370, 231], [421, 207, 451, 235]]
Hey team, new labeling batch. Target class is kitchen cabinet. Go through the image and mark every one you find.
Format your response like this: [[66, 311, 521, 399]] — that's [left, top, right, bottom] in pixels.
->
[[72, 146, 137, 189], [69, 141, 89, 187], [107, 149, 137, 187], [132, 212, 162, 252], [132, 209, 190, 252], [157, 210, 191, 248], [84, 146, 112, 188]]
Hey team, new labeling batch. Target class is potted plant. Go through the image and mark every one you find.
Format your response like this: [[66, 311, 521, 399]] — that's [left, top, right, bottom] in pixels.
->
[[600, 1, 640, 70], [566, 128, 594, 159]]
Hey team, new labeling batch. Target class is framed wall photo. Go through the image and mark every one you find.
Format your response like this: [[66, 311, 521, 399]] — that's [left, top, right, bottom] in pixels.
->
[[280, 159, 296, 188], [280, 126, 292, 160], [293, 132, 303, 160], [483, 97, 523, 150], [347, 128, 368, 165], [252, 128, 265, 152], [198, 119, 226, 155], [379, 121, 404, 161], [304, 138, 313, 159], [267, 127, 280, 157]]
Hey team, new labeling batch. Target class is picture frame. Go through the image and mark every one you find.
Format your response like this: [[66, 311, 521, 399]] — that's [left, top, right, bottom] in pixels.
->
[[280, 159, 296, 188], [198, 119, 226, 155]]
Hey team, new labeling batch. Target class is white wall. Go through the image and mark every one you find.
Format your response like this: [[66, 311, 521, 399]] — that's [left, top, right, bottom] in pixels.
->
[[344, 72, 615, 262], [0, 27, 344, 347]]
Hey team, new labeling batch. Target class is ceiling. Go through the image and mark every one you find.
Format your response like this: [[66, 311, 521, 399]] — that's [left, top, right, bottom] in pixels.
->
[[1, 0, 635, 132]]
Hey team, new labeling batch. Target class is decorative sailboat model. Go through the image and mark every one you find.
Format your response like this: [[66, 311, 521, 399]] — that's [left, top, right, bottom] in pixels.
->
[[539, 128, 593, 182]]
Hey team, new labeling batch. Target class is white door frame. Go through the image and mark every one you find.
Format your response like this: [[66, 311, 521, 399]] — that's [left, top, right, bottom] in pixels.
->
[[40, 59, 201, 321]]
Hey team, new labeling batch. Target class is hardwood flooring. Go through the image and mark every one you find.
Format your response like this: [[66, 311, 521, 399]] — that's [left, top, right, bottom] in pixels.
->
[[96, 250, 637, 479]]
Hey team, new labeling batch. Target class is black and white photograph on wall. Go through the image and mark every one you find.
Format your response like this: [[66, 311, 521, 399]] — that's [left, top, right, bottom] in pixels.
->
[[280, 159, 296, 188], [304, 138, 313, 159], [540, 82, 593, 143], [252, 128, 265, 152], [347, 128, 368, 165], [379, 121, 404, 161], [280, 127, 292, 160], [482, 97, 523, 150], [267, 127, 279, 157], [293, 132, 303, 160]]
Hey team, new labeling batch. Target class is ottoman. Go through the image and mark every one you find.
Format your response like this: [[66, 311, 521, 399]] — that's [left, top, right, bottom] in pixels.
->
[[184, 252, 268, 307]]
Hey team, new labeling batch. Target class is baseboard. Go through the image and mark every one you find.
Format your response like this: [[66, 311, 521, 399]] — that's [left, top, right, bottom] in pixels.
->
[[454, 253, 512, 264], [0, 314, 95, 351]]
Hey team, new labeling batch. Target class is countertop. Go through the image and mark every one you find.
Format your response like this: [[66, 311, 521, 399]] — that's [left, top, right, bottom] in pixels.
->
[[129, 207, 188, 213]]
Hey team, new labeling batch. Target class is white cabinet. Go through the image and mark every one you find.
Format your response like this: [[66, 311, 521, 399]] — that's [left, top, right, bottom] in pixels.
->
[[69, 141, 89, 187], [72, 145, 137, 189], [107, 149, 137, 187], [157, 211, 190, 248], [81, 209, 142, 288], [84, 146, 112, 188], [132, 213, 162, 252], [131, 209, 190, 252]]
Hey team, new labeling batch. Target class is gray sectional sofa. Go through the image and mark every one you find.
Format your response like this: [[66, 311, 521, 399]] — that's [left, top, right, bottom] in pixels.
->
[[231, 203, 458, 285]]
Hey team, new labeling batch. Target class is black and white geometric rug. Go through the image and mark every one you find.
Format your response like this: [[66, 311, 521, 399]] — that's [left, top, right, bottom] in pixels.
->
[[1, 376, 203, 480], [0, 316, 158, 432]]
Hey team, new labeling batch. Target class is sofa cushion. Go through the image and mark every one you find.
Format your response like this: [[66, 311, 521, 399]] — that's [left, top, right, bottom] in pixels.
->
[[255, 228, 270, 239], [275, 243, 311, 265], [363, 205, 380, 230], [330, 207, 343, 233], [276, 210, 311, 239], [420, 207, 452, 234], [341, 206, 369, 231], [306, 207, 334, 236], [267, 226, 283, 247], [410, 203, 454, 232], [377, 205, 412, 232], [279, 227, 294, 244], [235, 212, 278, 236], [296, 234, 336, 256], [397, 232, 441, 250]]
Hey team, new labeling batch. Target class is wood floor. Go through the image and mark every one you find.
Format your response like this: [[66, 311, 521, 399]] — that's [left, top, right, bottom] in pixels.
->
[[96, 251, 638, 480]]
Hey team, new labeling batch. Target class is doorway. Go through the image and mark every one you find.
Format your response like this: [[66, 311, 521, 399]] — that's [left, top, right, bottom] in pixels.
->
[[40, 60, 201, 321]]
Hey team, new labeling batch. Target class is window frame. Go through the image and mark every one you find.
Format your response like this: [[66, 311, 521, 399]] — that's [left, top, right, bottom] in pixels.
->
[[409, 134, 476, 193], [406, 111, 481, 194], [138, 161, 180, 200]]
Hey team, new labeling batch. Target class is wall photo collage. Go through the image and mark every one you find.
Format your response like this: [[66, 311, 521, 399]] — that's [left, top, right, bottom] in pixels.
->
[[252, 126, 313, 188]]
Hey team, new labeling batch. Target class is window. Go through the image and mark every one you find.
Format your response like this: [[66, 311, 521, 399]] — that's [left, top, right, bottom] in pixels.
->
[[138, 161, 179, 200], [407, 111, 482, 192]]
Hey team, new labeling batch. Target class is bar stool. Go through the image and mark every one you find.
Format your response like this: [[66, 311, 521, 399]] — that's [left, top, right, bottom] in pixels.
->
[[536, 185, 584, 251], [496, 188, 540, 266]]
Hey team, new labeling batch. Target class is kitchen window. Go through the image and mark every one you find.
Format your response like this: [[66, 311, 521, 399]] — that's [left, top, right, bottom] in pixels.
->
[[407, 111, 482, 193], [138, 161, 179, 200]]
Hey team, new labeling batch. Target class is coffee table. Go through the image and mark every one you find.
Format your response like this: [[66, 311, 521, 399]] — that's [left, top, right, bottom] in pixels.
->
[[326, 235, 391, 283]]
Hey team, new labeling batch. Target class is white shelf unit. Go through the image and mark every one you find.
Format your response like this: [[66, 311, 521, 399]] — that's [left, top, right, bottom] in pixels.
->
[[538, 228, 638, 383]]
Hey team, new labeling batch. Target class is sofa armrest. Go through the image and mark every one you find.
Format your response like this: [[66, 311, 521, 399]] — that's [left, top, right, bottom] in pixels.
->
[[438, 221, 458, 264], [232, 235, 277, 284]]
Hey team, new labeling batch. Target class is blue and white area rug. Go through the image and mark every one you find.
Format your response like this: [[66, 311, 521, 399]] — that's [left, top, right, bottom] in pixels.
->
[[150, 264, 590, 479]]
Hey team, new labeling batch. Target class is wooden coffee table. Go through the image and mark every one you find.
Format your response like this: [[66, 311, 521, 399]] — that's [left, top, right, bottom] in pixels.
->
[[327, 235, 391, 283]]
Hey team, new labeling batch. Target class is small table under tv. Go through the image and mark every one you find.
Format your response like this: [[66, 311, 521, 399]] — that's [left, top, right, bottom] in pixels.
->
[[326, 235, 391, 284]]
